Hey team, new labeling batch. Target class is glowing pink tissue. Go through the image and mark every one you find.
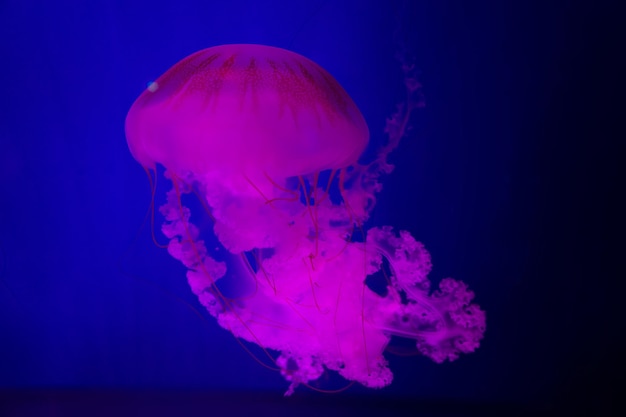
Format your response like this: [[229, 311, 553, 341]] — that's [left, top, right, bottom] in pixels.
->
[[125, 44, 485, 395]]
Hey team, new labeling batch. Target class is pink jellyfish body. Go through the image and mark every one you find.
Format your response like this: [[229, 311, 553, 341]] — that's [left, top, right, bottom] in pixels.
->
[[125, 44, 485, 395]]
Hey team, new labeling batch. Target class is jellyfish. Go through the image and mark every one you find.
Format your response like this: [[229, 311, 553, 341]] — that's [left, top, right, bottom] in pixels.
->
[[125, 44, 485, 395]]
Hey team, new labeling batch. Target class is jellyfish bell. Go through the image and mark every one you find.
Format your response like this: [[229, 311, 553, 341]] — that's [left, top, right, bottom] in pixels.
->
[[125, 44, 485, 396], [125, 43, 369, 195]]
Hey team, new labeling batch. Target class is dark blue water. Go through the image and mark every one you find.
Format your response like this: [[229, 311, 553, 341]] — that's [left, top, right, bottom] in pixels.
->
[[0, 0, 619, 415]]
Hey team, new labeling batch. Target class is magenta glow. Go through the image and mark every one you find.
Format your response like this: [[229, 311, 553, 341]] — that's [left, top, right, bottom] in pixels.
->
[[125, 44, 485, 395]]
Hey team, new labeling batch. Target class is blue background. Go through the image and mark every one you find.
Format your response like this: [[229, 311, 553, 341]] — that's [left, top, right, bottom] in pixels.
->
[[0, 0, 619, 415]]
